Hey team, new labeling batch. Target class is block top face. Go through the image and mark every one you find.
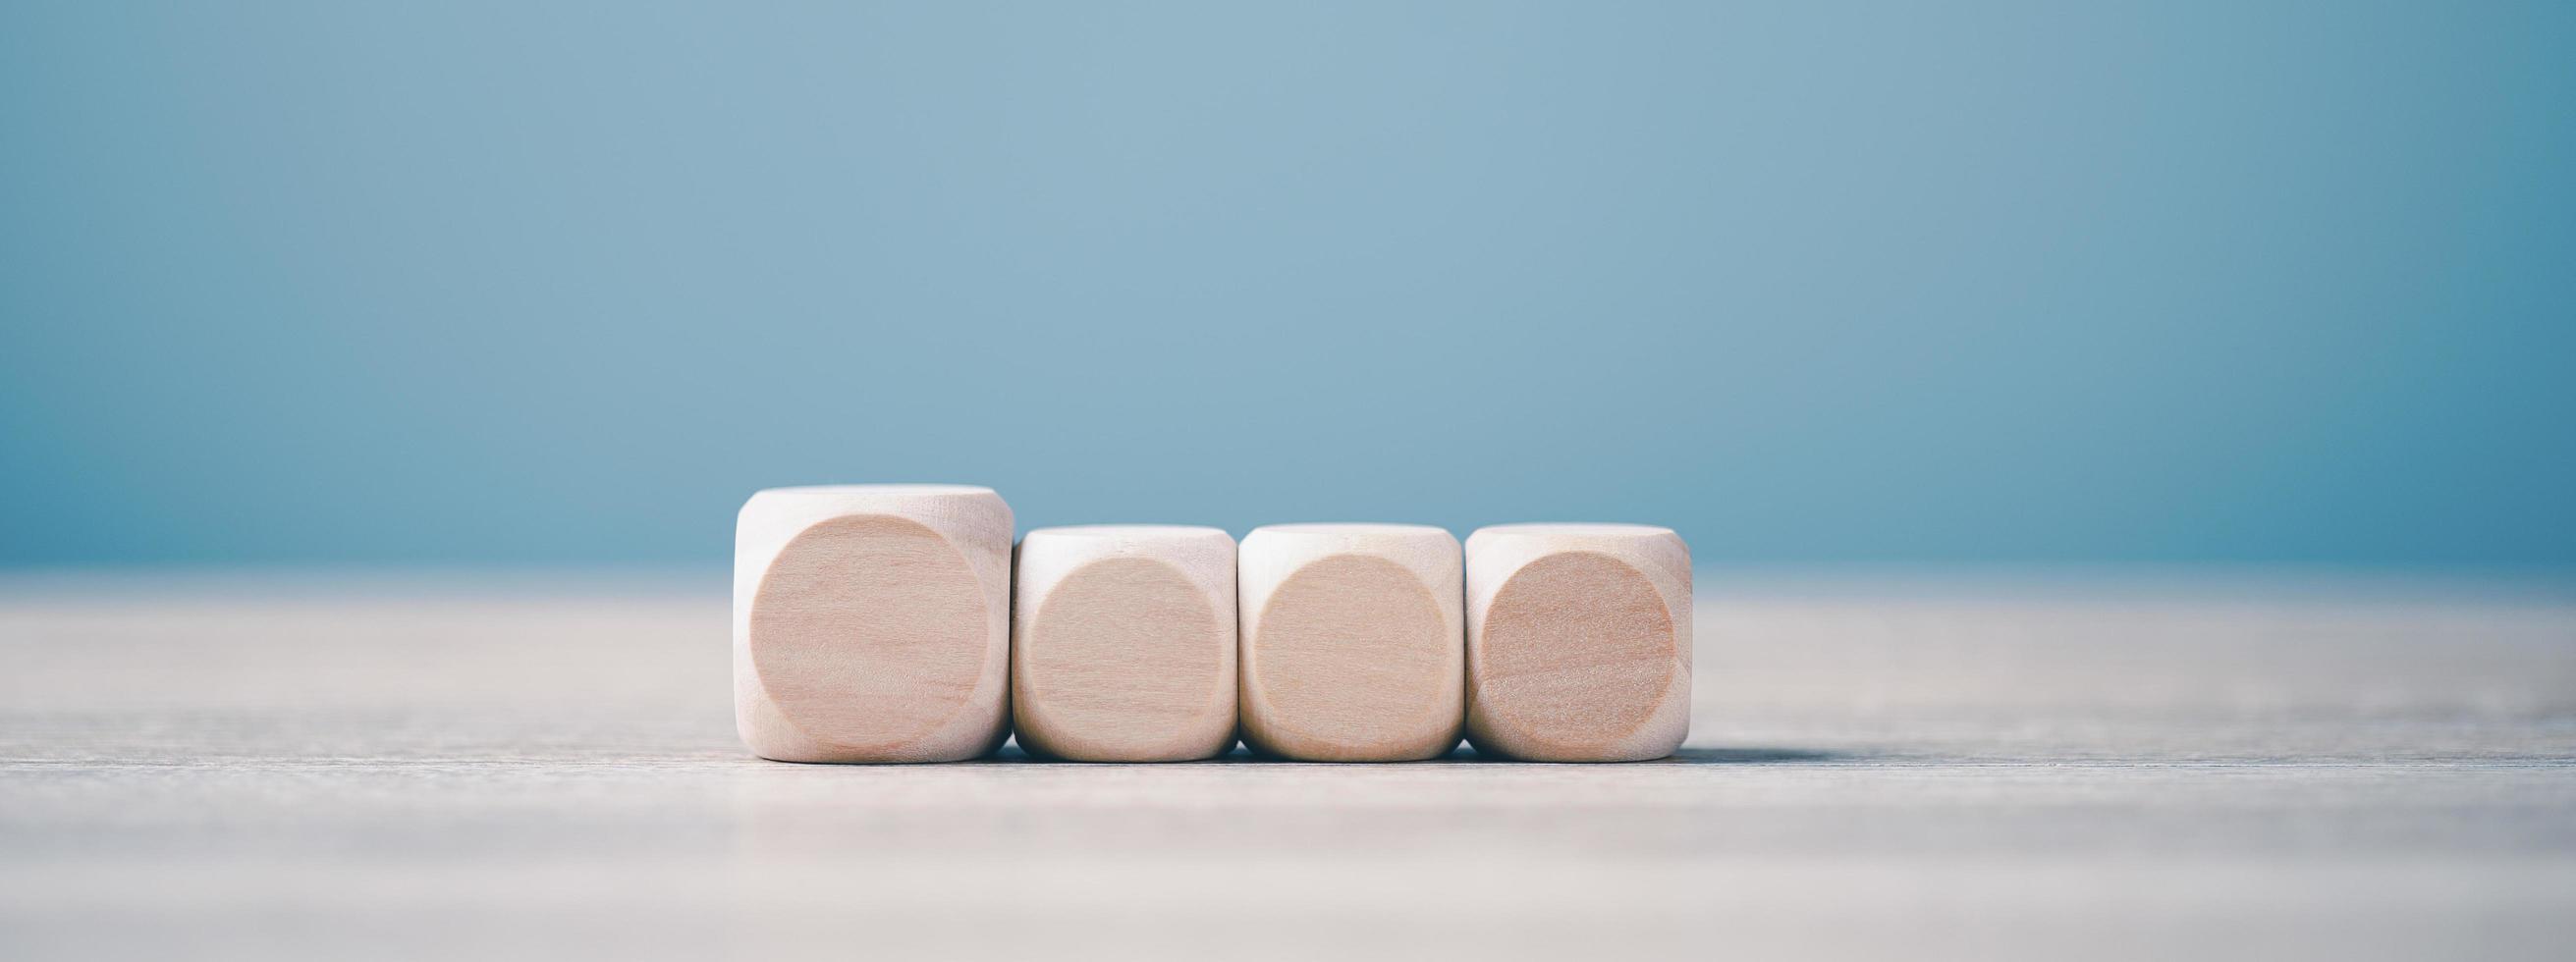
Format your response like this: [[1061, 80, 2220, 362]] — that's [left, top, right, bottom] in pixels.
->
[[755, 483, 997, 496], [1467, 522, 1676, 541], [1248, 522, 1452, 540], [742, 484, 999, 510], [1465, 525, 1684, 565], [1464, 523, 1688, 601], [1240, 523, 1460, 600], [1015, 525, 1235, 604], [1021, 524, 1233, 547], [738, 486, 1012, 538], [1240, 524, 1458, 573]]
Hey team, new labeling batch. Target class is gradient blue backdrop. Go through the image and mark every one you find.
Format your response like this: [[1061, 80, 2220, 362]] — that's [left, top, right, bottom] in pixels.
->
[[3, 2, 2571, 566]]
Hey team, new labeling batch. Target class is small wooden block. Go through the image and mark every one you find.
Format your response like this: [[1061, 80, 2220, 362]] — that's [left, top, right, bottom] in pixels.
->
[[734, 485, 1014, 763], [1237, 523, 1464, 761], [1012, 525, 1238, 762], [1463, 523, 1692, 762]]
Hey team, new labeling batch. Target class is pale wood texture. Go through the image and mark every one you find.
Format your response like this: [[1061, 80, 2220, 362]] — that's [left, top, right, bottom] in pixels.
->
[[734, 485, 1013, 763], [1465, 523, 1693, 761], [1237, 523, 1465, 761], [1012, 525, 1237, 762], [3, 571, 2573, 961]]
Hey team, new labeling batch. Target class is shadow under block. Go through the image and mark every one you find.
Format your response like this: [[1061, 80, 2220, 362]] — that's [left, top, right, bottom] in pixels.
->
[[1237, 523, 1465, 761], [734, 485, 1014, 763], [1463, 523, 1692, 762], [1012, 525, 1238, 762]]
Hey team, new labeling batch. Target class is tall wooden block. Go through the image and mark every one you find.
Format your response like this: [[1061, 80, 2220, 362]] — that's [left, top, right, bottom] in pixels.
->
[[734, 485, 1014, 763], [1237, 523, 1464, 761], [1012, 525, 1238, 762], [1463, 523, 1691, 762]]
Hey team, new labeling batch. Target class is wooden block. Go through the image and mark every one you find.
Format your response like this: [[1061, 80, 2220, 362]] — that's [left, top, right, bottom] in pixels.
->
[[1011, 525, 1238, 762], [1237, 523, 1464, 761], [733, 485, 1014, 763], [1463, 523, 1691, 762]]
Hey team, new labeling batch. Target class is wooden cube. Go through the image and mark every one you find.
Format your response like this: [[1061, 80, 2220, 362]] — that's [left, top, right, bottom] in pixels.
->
[[1012, 525, 1238, 762], [1237, 523, 1464, 761], [734, 485, 1014, 763], [1463, 523, 1691, 762]]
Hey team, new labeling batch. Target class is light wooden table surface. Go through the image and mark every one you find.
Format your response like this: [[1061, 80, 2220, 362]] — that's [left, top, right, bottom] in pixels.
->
[[3, 571, 2571, 961]]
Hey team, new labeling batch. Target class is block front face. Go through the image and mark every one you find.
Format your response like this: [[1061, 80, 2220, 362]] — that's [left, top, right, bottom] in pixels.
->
[[1246, 555, 1452, 749], [749, 514, 989, 754], [1465, 524, 1691, 763], [734, 485, 1014, 763], [1013, 528, 1236, 762], [1474, 551, 1679, 756], [1238, 524, 1464, 762]]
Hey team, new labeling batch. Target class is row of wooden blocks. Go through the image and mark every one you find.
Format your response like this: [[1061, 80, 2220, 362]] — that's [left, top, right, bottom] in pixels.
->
[[735, 485, 1692, 763]]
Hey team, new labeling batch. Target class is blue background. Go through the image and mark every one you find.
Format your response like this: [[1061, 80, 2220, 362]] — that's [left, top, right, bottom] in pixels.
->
[[3, 2, 2570, 567]]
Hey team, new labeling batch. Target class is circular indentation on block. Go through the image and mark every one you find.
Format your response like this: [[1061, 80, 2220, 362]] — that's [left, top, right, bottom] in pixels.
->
[[1477, 551, 1676, 753], [1250, 554, 1451, 747], [1023, 557, 1226, 742], [750, 514, 989, 752]]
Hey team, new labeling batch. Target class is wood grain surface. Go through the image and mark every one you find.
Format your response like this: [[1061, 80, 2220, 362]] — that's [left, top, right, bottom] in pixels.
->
[[734, 485, 1014, 763], [1465, 523, 1692, 761], [3, 569, 2571, 961], [1012, 525, 1237, 762], [1237, 523, 1465, 761]]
